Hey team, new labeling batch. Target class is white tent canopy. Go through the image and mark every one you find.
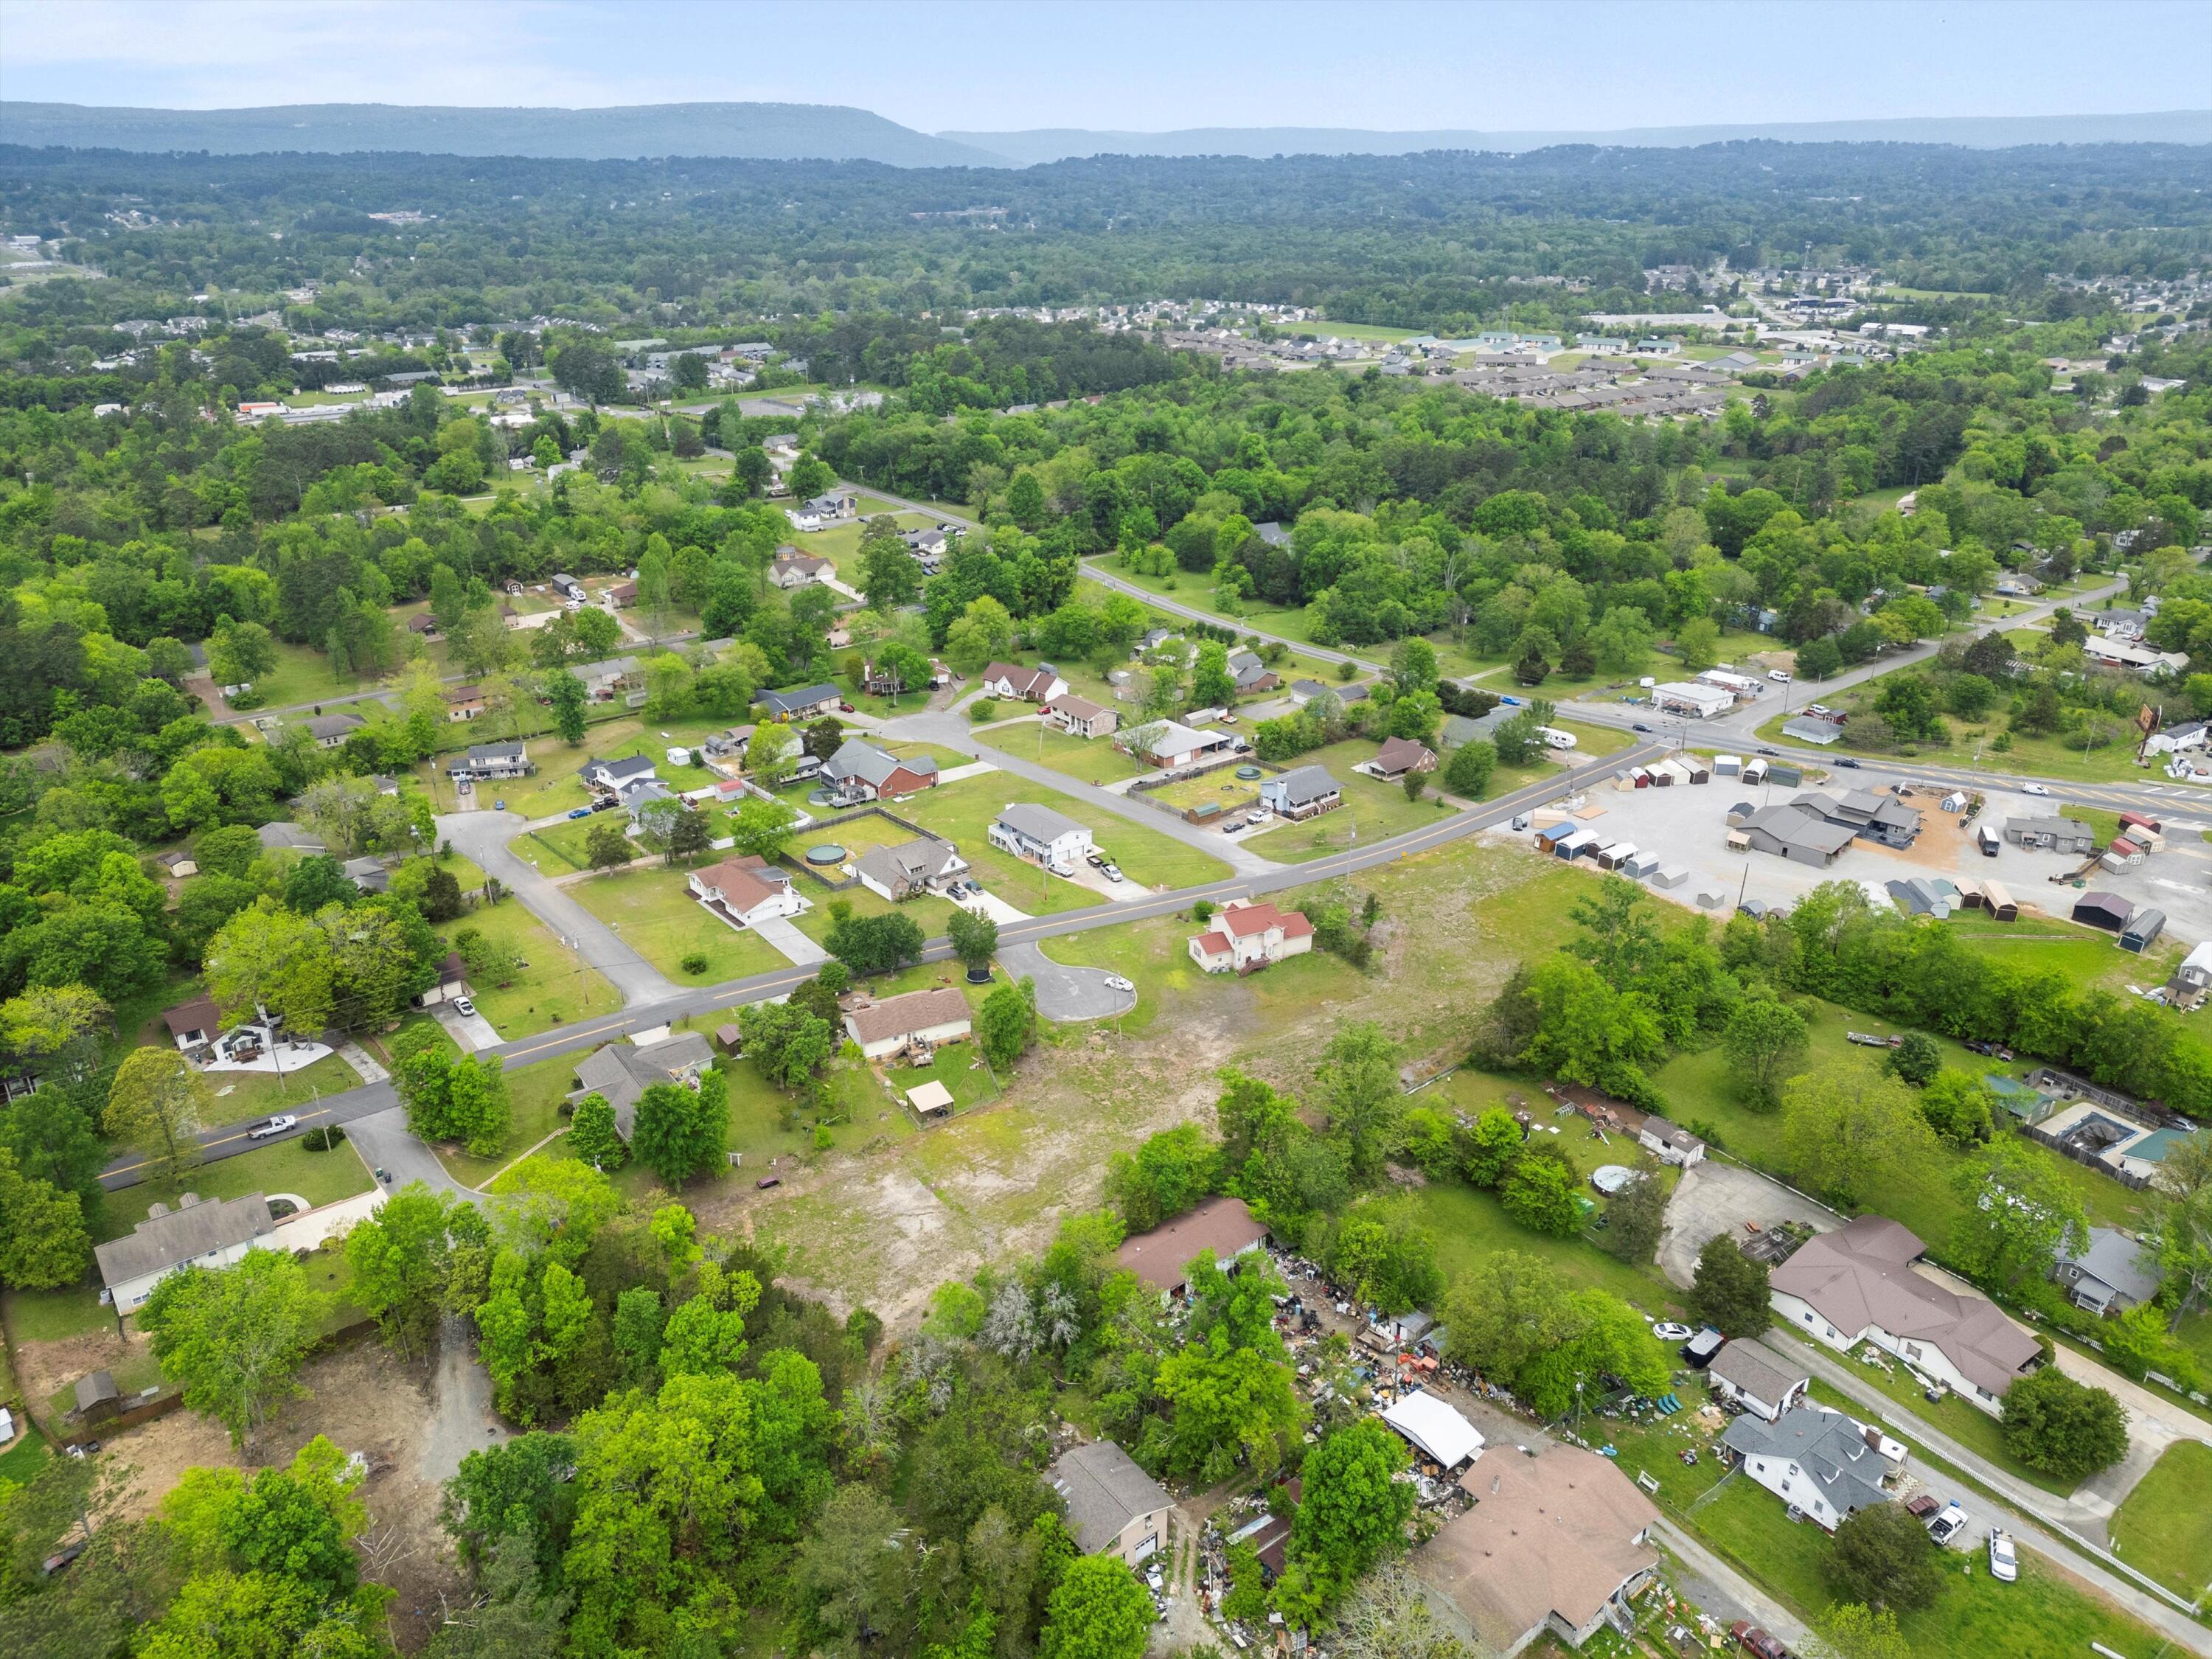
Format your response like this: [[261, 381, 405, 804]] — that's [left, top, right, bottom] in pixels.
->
[[1381, 1389, 1484, 1469]]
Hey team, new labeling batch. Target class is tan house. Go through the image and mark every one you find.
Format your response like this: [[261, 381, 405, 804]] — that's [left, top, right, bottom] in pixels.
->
[[1412, 1446, 1660, 1655], [444, 684, 487, 720], [843, 987, 973, 1061], [1046, 695, 1119, 739], [1045, 1439, 1173, 1568], [1371, 736, 1438, 779], [689, 855, 807, 929], [1188, 900, 1314, 975]]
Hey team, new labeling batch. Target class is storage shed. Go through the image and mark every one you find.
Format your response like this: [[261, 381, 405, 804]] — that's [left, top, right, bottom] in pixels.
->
[[1653, 865, 1688, 889], [2074, 891, 2134, 932], [1621, 851, 1661, 879], [2121, 908, 2168, 953], [1714, 754, 1742, 776], [1595, 843, 1638, 871], [1981, 880, 2018, 922]]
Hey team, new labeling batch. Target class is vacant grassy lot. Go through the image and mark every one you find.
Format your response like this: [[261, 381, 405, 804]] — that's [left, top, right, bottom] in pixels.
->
[[1753, 696, 2187, 788], [1004, 723, 1155, 787], [1147, 768, 1264, 817], [438, 900, 615, 1034], [1242, 739, 1461, 861], [2107, 1440, 2212, 1602], [566, 866, 793, 981]]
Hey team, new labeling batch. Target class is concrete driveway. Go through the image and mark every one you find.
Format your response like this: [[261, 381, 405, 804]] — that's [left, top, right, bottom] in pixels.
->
[[750, 914, 830, 966], [343, 1105, 480, 1198], [964, 888, 1032, 925], [432, 1001, 502, 1051], [997, 941, 1136, 1022], [1657, 1157, 1843, 1287]]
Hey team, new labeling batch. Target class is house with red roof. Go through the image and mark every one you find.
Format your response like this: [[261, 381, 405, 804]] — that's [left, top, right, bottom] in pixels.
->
[[1188, 900, 1314, 975], [689, 855, 807, 930]]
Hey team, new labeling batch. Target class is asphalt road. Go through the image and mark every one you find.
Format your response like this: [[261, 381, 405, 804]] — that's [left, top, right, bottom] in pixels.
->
[[102, 740, 1656, 1192]]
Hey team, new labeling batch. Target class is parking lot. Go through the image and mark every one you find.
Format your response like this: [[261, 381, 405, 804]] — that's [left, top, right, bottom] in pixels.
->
[[1655, 1158, 1843, 1288], [1498, 763, 2212, 948]]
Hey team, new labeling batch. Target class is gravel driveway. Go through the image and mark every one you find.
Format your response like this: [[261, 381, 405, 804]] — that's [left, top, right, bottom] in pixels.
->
[[996, 941, 1136, 1022], [1657, 1157, 1842, 1287]]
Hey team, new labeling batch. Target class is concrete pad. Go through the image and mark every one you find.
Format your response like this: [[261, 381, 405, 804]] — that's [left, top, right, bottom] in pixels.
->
[[749, 914, 830, 966], [1656, 1158, 1843, 1288], [964, 889, 1032, 925]]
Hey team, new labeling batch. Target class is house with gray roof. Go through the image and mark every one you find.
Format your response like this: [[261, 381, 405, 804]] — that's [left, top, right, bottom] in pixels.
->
[[568, 1033, 715, 1141], [303, 711, 366, 748], [1707, 1338, 1810, 1422], [756, 682, 843, 720], [95, 1192, 279, 1315], [583, 754, 657, 793], [989, 803, 1093, 872], [1721, 1403, 1907, 1531], [255, 821, 327, 854], [855, 836, 967, 902], [1044, 1439, 1172, 1566], [821, 739, 936, 801], [1259, 765, 1342, 821], [2051, 1226, 2160, 1315], [448, 741, 532, 781], [2005, 815, 2097, 854]]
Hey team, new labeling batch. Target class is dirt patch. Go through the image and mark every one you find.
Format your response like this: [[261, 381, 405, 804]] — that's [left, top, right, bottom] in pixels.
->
[[12, 1328, 144, 1425], [97, 1339, 467, 1651]]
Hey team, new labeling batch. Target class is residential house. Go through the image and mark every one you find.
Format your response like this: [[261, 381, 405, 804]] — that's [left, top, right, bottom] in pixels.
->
[[2082, 637, 2189, 675], [1253, 521, 1293, 549], [1720, 1404, 1907, 1531], [2052, 1227, 2160, 1315], [843, 987, 973, 1061], [443, 684, 486, 721], [821, 739, 937, 801], [1411, 1447, 1660, 1656], [1635, 1115, 1705, 1166], [573, 655, 645, 702], [153, 849, 198, 879], [1113, 1195, 1269, 1295], [1187, 900, 1315, 975], [2167, 941, 2212, 1010], [768, 550, 836, 588], [342, 857, 389, 894], [448, 742, 532, 782], [855, 837, 967, 902], [689, 855, 807, 928], [161, 996, 223, 1054], [989, 802, 1094, 872], [1225, 649, 1279, 694], [1370, 736, 1437, 779], [1119, 719, 1239, 770], [255, 821, 327, 855], [1043, 1441, 1173, 1568], [567, 1033, 715, 1141], [582, 754, 658, 796], [1781, 715, 1844, 745], [757, 682, 844, 721], [1259, 764, 1343, 821], [606, 580, 638, 608], [303, 712, 365, 748], [701, 724, 755, 761], [1706, 1338, 1810, 1422], [96, 1193, 279, 1315], [978, 661, 1069, 703], [2005, 815, 2096, 854], [1769, 1214, 2042, 1413], [1045, 695, 1119, 739], [406, 613, 442, 641]]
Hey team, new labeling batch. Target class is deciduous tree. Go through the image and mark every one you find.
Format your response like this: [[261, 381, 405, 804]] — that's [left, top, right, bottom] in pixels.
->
[[139, 1248, 325, 1453], [1690, 1233, 1771, 1336]]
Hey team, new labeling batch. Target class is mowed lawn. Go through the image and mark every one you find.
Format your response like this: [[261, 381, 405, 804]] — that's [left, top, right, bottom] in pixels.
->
[[900, 773, 1231, 901], [439, 1051, 580, 1186], [1241, 739, 1462, 862], [566, 866, 794, 982], [438, 899, 616, 1034], [2107, 1440, 2212, 1601], [192, 1050, 361, 1126], [988, 723, 1154, 787]]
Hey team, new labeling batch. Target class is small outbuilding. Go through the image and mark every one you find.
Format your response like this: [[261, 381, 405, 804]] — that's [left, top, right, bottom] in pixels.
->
[[1381, 1388, 1485, 1470], [2121, 908, 2168, 953], [2073, 891, 2134, 932]]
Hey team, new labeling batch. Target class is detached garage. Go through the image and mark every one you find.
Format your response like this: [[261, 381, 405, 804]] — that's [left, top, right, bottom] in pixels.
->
[[2073, 891, 2134, 933], [2121, 908, 2168, 953]]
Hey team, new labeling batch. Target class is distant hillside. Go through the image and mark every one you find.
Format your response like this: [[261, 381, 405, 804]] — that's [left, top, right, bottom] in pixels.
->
[[942, 111, 2212, 167], [0, 101, 1011, 167]]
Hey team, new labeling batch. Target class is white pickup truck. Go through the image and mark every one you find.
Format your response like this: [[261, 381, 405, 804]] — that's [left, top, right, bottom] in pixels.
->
[[247, 1114, 298, 1141]]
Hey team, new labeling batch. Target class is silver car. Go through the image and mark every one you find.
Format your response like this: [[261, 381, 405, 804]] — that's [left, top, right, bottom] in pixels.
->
[[1986, 1528, 2017, 1582]]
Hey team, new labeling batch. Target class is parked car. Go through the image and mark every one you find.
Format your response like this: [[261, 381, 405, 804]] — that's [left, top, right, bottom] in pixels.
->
[[757, 1176, 782, 1189], [1102, 863, 1124, 882], [591, 797, 619, 811], [1105, 975, 1135, 993], [1925, 1503, 1970, 1547], [1652, 1322, 1693, 1341], [1807, 703, 1832, 715], [568, 806, 592, 819], [453, 996, 476, 1018], [838, 701, 855, 713], [1987, 1528, 2017, 1582], [247, 1114, 297, 1140], [493, 799, 506, 812], [374, 1167, 392, 1184], [1085, 851, 1106, 867], [1757, 747, 1778, 756], [1729, 1622, 1790, 1659]]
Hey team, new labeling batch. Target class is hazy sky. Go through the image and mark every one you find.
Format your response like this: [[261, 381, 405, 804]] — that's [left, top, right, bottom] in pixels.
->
[[4, 0, 2207, 132]]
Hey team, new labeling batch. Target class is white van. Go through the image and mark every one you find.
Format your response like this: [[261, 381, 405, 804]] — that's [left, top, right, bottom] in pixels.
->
[[1768, 669, 1792, 684]]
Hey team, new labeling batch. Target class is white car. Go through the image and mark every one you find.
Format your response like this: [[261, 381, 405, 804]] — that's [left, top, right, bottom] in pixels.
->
[[1651, 1322, 1694, 1341], [2022, 782, 2052, 796], [1987, 1528, 2017, 1582], [1102, 863, 1124, 883], [1806, 703, 1832, 716], [1105, 975, 1135, 993], [453, 995, 477, 1017], [248, 1114, 298, 1140]]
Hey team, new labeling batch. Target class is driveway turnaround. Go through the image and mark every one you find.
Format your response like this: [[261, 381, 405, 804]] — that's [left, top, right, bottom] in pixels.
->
[[997, 941, 1138, 1022], [343, 1105, 479, 1199], [1655, 1157, 1844, 1288]]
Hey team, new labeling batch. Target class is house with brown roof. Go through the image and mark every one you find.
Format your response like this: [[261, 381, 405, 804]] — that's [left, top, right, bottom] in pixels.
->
[[95, 1192, 279, 1315], [1188, 900, 1314, 975], [1370, 736, 1438, 779], [978, 661, 1069, 703], [161, 996, 223, 1053], [1046, 695, 1119, 739], [1113, 1195, 1269, 1295], [1769, 1214, 2041, 1413], [843, 987, 973, 1061], [444, 684, 487, 720], [1412, 1446, 1660, 1655], [689, 855, 807, 929], [406, 612, 441, 641]]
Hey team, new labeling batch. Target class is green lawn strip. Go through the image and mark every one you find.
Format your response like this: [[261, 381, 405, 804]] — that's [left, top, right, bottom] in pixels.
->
[[1004, 724, 1155, 787], [526, 814, 626, 872], [1686, 1477, 2166, 1659], [437, 900, 616, 1036], [1751, 700, 2176, 788], [784, 883, 960, 949], [0, 1427, 52, 1483], [195, 1051, 362, 1128], [2, 1283, 111, 1344], [564, 865, 790, 983], [1241, 738, 1461, 863], [882, 740, 975, 773], [439, 1051, 579, 1186], [2107, 1441, 2212, 1604], [96, 1135, 375, 1245], [893, 777, 1107, 914], [1405, 1178, 1691, 1320]]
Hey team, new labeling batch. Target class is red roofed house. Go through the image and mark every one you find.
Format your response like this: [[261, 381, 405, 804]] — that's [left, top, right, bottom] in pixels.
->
[[1046, 695, 1119, 740], [1188, 900, 1315, 975], [979, 661, 1069, 703], [689, 855, 808, 930]]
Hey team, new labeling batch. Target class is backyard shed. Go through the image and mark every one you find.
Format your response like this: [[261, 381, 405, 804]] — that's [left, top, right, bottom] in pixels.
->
[[1981, 880, 2018, 922], [1595, 843, 1637, 871], [2074, 891, 2134, 932], [1714, 754, 1742, 776], [1653, 865, 1688, 888], [2121, 908, 2168, 953]]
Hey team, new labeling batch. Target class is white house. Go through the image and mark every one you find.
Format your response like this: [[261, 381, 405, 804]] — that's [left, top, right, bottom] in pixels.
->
[[854, 837, 967, 902], [989, 802, 1094, 873], [1120, 719, 1239, 770], [1768, 1215, 2041, 1413], [1720, 1404, 1907, 1531], [978, 661, 1069, 703], [843, 987, 973, 1060], [1706, 1338, 1811, 1422], [94, 1192, 280, 1315], [1652, 682, 1736, 719], [583, 754, 658, 793], [689, 855, 807, 928], [1188, 900, 1315, 974], [1635, 1114, 1706, 1166]]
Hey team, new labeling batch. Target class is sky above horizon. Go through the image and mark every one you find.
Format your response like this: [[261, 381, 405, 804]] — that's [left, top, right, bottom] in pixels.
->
[[3, 0, 2207, 133]]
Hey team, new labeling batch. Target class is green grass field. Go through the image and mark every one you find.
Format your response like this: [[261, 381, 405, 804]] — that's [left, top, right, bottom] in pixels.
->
[[1241, 739, 1461, 862], [2107, 1440, 2212, 1603], [525, 813, 631, 873], [1755, 695, 2190, 788], [900, 773, 1231, 902], [1000, 723, 1155, 786], [0, 1427, 52, 1484], [194, 1050, 361, 1126], [438, 900, 616, 1034], [566, 866, 793, 981]]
